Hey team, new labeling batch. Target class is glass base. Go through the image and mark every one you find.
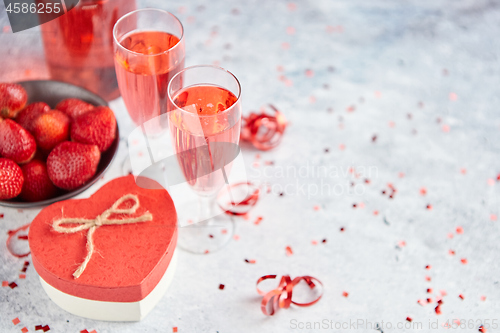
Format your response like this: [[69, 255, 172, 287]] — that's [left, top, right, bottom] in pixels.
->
[[176, 203, 235, 254]]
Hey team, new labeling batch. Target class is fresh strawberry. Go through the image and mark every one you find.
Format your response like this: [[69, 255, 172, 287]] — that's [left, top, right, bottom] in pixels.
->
[[0, 158, 24, 200], [0, 83, 28, 118], [33, 110, 70, 151], [15, 102, 51, 133], [0, 118, 36, 164], [55, 98, 94, 120], [20, 159, 58, 202], [47, 142, 100, 190], [70, 106, 116, 152]]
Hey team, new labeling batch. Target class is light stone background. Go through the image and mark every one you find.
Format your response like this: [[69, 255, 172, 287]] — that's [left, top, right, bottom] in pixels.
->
[[1, 0, 500, 332]]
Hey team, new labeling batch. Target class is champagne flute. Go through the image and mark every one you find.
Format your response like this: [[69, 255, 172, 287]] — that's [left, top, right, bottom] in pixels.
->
[[168, 65, 242, 254]]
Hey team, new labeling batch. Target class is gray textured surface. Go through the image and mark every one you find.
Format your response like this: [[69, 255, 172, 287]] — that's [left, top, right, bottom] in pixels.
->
[[1, 0, 500, 332]]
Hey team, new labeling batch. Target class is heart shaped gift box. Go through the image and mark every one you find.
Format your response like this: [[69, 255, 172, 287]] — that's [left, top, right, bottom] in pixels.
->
[[28, 176, 178, 321]]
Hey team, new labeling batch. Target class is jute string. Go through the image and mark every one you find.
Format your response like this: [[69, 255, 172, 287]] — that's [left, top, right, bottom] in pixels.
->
[[52, 194, 153, 279]]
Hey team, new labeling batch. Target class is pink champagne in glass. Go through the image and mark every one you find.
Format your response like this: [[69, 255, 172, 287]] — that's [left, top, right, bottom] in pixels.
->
[[113, 9, 184, 130]]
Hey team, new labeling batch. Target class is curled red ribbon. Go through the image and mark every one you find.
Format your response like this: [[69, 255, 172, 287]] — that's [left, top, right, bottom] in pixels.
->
[[6, 223, 31, 258], [217, 181, 260, 216], [256, 275, 323, 316], [241, 104, 287, 151]]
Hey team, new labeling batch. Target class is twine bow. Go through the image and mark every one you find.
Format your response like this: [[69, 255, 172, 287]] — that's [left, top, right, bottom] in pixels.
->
[[52, 194, 153, 279]]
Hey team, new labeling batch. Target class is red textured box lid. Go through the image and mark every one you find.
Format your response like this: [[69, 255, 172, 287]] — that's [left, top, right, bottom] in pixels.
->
[[29, 176, 177, 302]]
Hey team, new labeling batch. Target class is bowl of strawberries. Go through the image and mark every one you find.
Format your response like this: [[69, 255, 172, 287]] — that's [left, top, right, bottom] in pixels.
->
[[0, 80, 119, 207]]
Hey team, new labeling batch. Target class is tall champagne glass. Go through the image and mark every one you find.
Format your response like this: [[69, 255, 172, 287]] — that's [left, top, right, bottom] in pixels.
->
[[168, 65, 242, 254], [113, 8, 185, 133]]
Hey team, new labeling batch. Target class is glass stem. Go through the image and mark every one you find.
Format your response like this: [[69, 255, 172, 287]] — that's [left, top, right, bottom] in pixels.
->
[[198, 194, 216, 224]]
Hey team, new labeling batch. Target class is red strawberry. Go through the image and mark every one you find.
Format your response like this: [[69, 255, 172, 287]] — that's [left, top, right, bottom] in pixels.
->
[[71, 106, 116, 152], [15, 102, 51, 133], [33, 110, 70, 151], [20, 160, 58, 202], [0, 83, 28, 118], [55, 98, 94, 120], [0, 118, 36, 164], [0, 158, 24, 200], [47, 142, 100, 190]]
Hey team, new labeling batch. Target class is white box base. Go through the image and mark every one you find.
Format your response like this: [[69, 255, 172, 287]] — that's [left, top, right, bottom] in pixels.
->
[[39, 251, 178, 322]]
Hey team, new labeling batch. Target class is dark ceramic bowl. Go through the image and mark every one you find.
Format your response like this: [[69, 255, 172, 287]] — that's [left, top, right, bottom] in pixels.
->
[[0, 80, 119, 208]]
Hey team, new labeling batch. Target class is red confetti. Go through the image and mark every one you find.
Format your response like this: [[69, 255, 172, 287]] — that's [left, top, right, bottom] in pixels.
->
[[435, 304, 442, 315], [245, 259, 256, 264], [406, 317, 412, 322], [9, 282, 18, 289], [254, 216, 263, 225], [219, 284, 225, 290], [346, 105, 356, 112], [417, 299, 426, 306], [425, 276, 431, 282], [481, 295, 487, 301], [458, 294, 464, 300], [487, 178, 495, 186], [340, 227, 345, 232], [426, 204, 433, 210], [460, 168, 467, 174], [342, 291, 349, 297], [449, 92, 458, 101], [447, 233, 454, 239], [427, 288, 433, 293], [449, 249, 455, 255], [35, 325, 50, 332], [233, 235, 240, 241], [427, 298, 433, 303], [398, 240, 406, 247], [440, 290, 447, 296], [322, 239, 327, 243], [305, 69, 314, 77], [442, 124, 450, 132], [425, 265, 432, 270], [21, 327, 28, 333], [479, 325, 487, 332], [256, 275, 323, 316], [80, 330, 89, 333], [19, 274, 26, 279], [286, 26, 296, 35], [311, 240, 318, 245], [12, 318, 21, 325], [204, 250, 209, 254], [419, 187, 427, 195], [461, 258, 468, 264], [0, 213, 4, 218], [173, 328, 178, 333], [373, 210, 379, 215], [285, 246, 293, 256], [287, 3, 296, 11], [490, 214, 497, 221], [313, 205, 321, 211]]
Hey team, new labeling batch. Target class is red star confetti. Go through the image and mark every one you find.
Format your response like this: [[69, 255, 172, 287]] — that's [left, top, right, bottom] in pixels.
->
[[342, 291, 349, 297], [427, 288, 433, 293], [425, 265, 432, 270], [461, 258, 468, 264], [219, 284, 225, 290], [12, 318, 21, 325], [435, 304, 442, 315], [285, 246, 293, 256], [427, 298, 433, 303]]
